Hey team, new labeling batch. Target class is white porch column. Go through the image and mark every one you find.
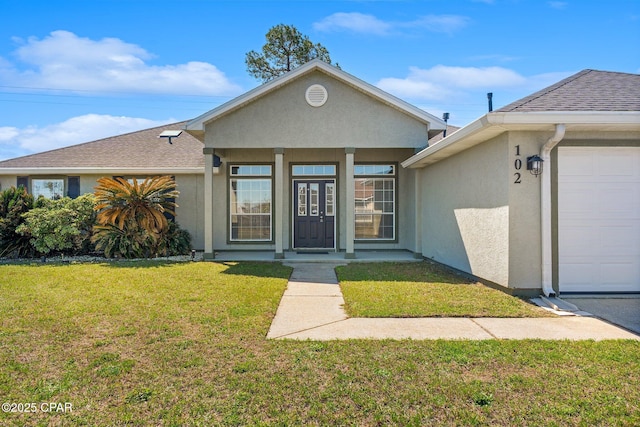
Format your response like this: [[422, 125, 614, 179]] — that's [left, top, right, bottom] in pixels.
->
[[203, 147, 215, 260], [345, 147, 356, 259], [274, 148, 285, 259]]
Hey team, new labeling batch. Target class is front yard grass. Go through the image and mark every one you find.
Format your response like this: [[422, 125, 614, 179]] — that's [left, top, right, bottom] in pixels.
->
[[337, 261, 552, 318], [1, 261, 638, 426]]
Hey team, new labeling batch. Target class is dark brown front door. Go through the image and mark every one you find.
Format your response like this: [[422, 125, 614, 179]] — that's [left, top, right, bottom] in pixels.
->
[[293, 180, 335, 249]]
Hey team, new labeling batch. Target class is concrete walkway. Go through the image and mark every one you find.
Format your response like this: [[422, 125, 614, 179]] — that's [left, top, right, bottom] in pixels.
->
[[266, 263, 640, 341]]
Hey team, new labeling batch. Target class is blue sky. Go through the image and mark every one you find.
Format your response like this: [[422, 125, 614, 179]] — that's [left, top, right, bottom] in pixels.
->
[[0, 0, 638, 160]]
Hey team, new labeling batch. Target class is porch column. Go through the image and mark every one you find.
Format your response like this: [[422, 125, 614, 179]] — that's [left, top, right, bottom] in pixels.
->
[[345, 147, 356, 259], [274, 148, 285, 259], [203, 147, 215, 260]]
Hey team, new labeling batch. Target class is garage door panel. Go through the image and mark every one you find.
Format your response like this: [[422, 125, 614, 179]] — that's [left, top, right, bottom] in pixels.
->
[[599, 153, 636, 177], [559, 263, 597, 291], [600, 263, 638, 288], [559, 151, 594, 177], [598, 188, 638, 219], [600, 225, 639, 254], [558, 225, 598, 255], [558, 147, 640, 293], [558, 186, 596, 218]]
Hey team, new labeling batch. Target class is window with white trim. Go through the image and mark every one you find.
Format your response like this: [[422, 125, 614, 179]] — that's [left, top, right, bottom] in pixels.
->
[[354, 164, 395, 240], [230, 165, 273, 241]]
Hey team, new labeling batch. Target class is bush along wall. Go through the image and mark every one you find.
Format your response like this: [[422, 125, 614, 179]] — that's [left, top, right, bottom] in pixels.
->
[[92, 176, 191, 259], [0, 186, 37, 258], [0, 177, 192, 259]]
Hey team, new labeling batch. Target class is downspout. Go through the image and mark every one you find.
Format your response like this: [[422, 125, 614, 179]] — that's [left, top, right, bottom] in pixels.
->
[[540, 124, 565, 297]]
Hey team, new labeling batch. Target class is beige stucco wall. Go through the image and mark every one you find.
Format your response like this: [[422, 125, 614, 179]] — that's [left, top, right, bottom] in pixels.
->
[[0, 173, 205, 250], [0, 176, 13, 192], [417, 129, 640, 294], [205, 71, 429, 150], [419, 134, 511, 286]]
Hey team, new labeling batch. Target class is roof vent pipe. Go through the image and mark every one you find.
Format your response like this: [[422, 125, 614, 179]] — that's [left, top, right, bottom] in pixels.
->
[[487, 93, 493, 112], [442, 112, 450, 137], [540, 124, 566, 297]]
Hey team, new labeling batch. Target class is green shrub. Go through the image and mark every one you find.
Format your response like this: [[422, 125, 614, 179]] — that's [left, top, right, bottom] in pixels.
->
[[17, 194, 96, 255], [92, 221, 155, 259], [158, 222, 192, 256], [0, 186, 37, 258]]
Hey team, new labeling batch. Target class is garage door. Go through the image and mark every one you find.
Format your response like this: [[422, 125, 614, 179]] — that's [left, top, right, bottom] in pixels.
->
[[558, 146, 640, 293]]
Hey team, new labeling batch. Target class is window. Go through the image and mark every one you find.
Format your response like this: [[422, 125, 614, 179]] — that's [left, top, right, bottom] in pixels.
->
[[292, 164, 336, 176], [32, 179, 65, 199], [230, 165, 273, 241], [354, 164, 396, 240]]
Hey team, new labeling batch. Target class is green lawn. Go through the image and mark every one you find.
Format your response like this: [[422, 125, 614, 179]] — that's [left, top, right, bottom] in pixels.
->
[[337, 261, 552, 318], [1, 261, 639, 426]]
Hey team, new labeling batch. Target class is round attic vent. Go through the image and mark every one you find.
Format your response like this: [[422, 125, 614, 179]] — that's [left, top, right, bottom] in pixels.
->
[[305, 84, 328, 107]]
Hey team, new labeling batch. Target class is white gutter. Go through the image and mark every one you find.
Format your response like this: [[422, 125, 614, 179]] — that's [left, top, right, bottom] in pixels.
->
[[540, 124, 565, 297]]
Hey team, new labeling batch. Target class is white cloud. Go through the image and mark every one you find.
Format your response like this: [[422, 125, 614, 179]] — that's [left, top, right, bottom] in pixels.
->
[[314, 12, 392, 35], [377, 65, 527, 100], [0, 114, 174, 158], [376, 65, 575, 125], [314, 12, 469, 36], [1, 31, 242, 96]]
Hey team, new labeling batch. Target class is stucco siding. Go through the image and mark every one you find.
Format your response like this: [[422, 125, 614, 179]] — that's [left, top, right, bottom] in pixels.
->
[[420, 134, 510, 286], [0, 176, 13, 192], [205, 71, 429, 150], [174, 175, 204, 250], [505, 132, 546, 290]]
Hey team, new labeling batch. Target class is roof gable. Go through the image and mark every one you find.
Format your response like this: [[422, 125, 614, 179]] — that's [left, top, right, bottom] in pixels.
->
[[0, 121, 204, 172], [186, 59, 446, 135]]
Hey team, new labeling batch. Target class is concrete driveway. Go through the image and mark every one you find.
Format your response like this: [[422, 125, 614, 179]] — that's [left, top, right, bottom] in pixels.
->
[[563, 296, 640, 335]]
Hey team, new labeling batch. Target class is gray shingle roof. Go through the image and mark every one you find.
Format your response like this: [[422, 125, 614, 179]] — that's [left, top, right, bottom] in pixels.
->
[[0, 121, 203, 169], [496, 69, 640, 113]]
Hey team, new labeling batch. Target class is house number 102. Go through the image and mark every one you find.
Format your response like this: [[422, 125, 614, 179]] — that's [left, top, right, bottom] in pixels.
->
[[514, 145, 522, 184]]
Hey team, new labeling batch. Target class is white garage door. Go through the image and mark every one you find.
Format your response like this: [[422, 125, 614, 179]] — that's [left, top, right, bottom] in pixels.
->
[[558, 146, 640, 293]]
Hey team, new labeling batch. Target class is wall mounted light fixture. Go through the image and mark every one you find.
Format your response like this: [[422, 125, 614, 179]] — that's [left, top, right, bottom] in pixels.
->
[[527, 155, 543, 177]]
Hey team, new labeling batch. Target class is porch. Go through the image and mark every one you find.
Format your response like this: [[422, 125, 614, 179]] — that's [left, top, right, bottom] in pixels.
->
[[211, 250, 421, 263]]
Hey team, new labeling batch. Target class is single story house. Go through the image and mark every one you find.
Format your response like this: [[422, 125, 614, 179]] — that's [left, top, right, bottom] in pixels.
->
[[1, 61, 638, 296]]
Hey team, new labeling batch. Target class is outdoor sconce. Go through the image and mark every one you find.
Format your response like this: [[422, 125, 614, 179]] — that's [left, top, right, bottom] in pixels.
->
[[527, 155, 543, 177], [212, 154, 222, 175]]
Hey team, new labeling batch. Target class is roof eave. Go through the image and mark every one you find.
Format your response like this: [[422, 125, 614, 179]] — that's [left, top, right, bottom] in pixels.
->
[[402, 111, 640, 169], [0, 167, 205, 175]]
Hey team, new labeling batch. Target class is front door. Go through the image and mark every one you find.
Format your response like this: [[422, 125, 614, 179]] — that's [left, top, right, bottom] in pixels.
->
[[293, 180, 335, 249]]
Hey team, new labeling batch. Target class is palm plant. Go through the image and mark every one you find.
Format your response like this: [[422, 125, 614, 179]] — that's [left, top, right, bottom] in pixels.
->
[[92, 176, 179, 258]]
